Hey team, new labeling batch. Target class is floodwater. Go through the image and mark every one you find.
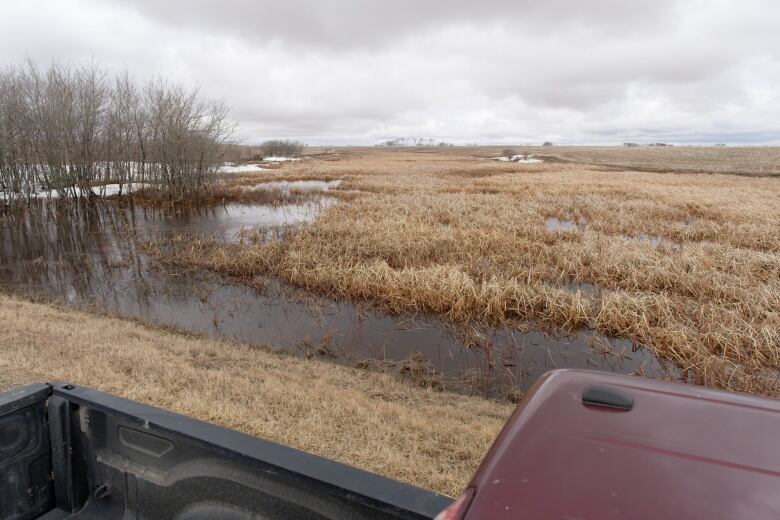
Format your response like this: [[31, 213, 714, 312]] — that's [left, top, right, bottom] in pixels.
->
[[545, 217, 582, 232], [251, 180, 343, 193], [0, 197, 673, 399], [636, 233, 669, 248]]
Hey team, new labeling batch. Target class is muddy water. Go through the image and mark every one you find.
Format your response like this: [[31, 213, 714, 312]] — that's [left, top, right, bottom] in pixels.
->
[[0, 199, 673, 399]]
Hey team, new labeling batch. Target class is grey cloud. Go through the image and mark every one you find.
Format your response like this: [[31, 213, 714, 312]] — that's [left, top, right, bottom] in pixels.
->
[[99, 0, 679, 48], [1, 0, 779, 144]]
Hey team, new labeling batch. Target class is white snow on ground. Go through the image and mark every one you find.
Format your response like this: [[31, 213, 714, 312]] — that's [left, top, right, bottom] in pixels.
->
[[1, 183, 149, 200], [512, 155, 543, 164], [92, 183, 149, 196], [493, 155, 544, 164], [218, 163, 269, 174], [263, 157, 301, 162]]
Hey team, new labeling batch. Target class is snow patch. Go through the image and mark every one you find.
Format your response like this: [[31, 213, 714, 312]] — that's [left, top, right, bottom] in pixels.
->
[[263, 157, 301, 162], [493, 154, 544, 164], [218, 163, 269, 174], [1, 183, 149, 201], [512, 155, 543, 164]]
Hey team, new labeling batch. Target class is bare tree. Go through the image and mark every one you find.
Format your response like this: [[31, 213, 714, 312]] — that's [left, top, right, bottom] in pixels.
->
[[260, 139, 304, 158], [0, 60, 235, 204]]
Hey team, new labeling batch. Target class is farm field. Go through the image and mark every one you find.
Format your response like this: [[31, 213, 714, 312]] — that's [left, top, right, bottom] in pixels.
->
[[304, 145, 780, 176], [456, 145, 780, 176]]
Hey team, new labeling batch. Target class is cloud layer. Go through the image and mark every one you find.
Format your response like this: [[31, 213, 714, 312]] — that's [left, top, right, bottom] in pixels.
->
[[1, 0, 778, 144]]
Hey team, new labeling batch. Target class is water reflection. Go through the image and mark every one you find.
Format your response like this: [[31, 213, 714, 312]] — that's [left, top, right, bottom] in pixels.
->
[[0, 200, 674, 399], [250, 180, 343, 193]]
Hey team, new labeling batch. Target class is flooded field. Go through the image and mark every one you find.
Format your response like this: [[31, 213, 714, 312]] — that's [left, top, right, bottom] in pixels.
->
[[251, 179, 343, 193], [0, 192, 673, 399], [545, 217, 582, 232]]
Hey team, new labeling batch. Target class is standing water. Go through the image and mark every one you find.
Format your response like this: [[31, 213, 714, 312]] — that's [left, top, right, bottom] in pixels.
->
[[0, 197, 672, 399]]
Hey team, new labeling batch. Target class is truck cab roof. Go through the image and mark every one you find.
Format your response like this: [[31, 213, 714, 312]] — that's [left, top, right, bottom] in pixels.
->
[[464, 369, 780, 519]]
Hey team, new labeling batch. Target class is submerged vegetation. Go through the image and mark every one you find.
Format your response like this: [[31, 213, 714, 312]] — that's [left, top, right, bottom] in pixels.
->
[[0, 61, 233, 204]]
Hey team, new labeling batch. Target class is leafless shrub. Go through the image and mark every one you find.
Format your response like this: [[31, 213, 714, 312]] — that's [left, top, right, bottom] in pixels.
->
[[0, 60, 235, 204], [260, 139, 304, 158]]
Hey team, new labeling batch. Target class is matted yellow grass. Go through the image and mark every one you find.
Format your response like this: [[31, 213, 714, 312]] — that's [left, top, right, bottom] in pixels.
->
[[0, 294, 512, 497], [164, 148, 780, 395]]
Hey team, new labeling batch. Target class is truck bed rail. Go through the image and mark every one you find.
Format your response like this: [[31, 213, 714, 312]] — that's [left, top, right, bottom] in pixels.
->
[[0, 382, 452, 520]]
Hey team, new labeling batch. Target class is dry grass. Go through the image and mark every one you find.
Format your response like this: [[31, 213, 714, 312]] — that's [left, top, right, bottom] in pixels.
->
[[158, 148, 780, 396], [111, 183, 314, 209], [305, 145, 780, 176], [467, 145, 780, 177], [0, 294, 511, 497]]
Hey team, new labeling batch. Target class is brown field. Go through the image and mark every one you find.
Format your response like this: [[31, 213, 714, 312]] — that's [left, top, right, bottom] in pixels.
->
[[159, 147, 780, 396], [0, 294, 511, 497], [303, 145, 780, 177], [527, 145, 780, 177]]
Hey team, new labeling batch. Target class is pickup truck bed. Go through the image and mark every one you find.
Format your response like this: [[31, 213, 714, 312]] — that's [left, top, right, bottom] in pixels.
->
[[0, 382, 452, 520], [8, 370, 780, 519]]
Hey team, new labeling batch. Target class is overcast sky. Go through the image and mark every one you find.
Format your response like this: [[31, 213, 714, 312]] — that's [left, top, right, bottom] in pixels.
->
[[1, 0, 779, 145]]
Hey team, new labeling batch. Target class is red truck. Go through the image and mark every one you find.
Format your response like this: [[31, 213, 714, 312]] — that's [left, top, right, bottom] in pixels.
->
[[2, 369, 779, 519]]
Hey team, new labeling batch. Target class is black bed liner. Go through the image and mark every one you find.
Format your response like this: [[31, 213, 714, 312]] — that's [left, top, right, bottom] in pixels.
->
[[0, 382, 451, 519]]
